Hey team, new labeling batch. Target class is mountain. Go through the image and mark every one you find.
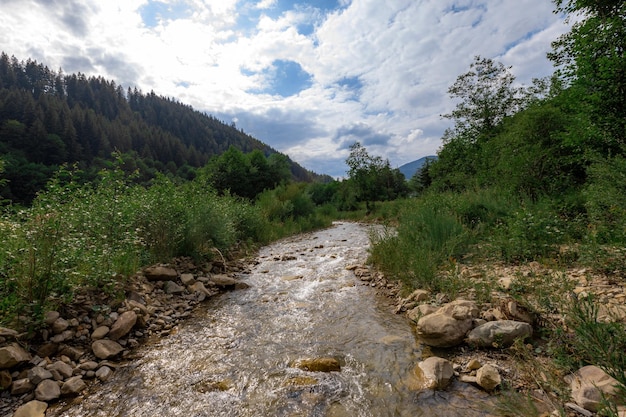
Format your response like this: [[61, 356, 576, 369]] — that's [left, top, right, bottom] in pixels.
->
[[0, 52, 330, 204], [398, 156, 437, 179]]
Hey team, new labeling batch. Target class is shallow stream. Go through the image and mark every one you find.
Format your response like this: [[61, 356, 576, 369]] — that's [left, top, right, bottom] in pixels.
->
[[51, 222, 492, 417]]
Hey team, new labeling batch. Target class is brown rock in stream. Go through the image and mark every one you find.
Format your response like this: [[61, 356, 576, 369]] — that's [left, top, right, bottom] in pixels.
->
[[13, 400, 48, 417], [92, 339, 124, 359], [0, 343, 31, 369], [108, 311, 137, 340], [294, 357, 341, 372]]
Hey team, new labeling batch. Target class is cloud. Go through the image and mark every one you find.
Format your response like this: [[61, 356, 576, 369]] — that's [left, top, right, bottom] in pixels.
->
[[0, 0, 572, 177]]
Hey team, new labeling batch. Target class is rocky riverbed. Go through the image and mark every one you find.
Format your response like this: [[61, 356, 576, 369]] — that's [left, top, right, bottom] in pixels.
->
[[1, 222, 625, 416]]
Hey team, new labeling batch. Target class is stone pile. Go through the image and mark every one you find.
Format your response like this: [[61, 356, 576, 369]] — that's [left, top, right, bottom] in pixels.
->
[[350, 263, 626, 415], [1, 260, 250, 416]]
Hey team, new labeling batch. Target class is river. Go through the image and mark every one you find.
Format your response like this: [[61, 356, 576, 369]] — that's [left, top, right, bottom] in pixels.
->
[[50, 222, 492, 417]]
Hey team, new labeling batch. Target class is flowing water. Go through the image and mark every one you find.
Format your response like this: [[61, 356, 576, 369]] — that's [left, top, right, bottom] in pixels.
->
[[51, 222, 493, 417]]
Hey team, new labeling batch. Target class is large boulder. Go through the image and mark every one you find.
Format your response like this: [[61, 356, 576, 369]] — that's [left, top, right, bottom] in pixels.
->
[[466, 320, 533, 348], [0, 343, 31, 369], [416, 300, 479, 347], [411, 356, 454, 390], [108, 311, 137, 341], [92, 339, 124, 359], [569, 365, 623, 412]]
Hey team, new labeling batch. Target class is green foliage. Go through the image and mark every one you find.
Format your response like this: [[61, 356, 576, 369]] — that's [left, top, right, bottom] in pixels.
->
[[550, 0, 626, 148], [583, 155, 626, 243], [0, 53, 320, 204], [199, 146, 292, 200], [369, 196, 469, 293], [345, 142, 408, 211], [442, 56, 523, 137]]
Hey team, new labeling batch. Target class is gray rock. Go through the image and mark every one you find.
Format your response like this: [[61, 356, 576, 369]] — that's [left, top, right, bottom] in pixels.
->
[[77, 361, 99, 371], [0, 343, 31, 369], [416, 314, 474, 348], [34, 379, 61, 401], [91, 326, 110, 340], [12, 400, 48, 417], [48, 361, 73, 380], [27, 366, 53, 385], [92, 339, 124, 359], [208, 275, 238, 288], [144, 266, 178, 281], [61, 376, 87, 396], [164, 280, 185, 294], [406, 304, 438, 322], [412, 356, 454, 390], [51, 317, 70, 334], [569, 365, 622, 412], [476, 364, 501, 391], [108, 311, 137, 341], [44, 311, 60, 326], [11, 378, 35, 395], [58, 345, 84, 361], [466, 320, 533, 348], [95, 365, 113, 381], [180, 273, 196, 286]]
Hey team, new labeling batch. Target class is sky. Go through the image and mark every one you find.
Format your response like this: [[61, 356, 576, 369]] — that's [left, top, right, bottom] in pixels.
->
[[0, 0, 571, 178]]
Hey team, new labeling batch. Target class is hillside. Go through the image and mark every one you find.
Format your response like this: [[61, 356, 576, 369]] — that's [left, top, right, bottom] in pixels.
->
[[0, 53, 329, 204], [397, 155, 437, 180]]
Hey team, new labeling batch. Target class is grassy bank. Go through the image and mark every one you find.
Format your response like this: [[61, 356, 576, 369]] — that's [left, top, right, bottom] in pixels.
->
[[0, 166, 334, 332], [367, 189, 626, 415]]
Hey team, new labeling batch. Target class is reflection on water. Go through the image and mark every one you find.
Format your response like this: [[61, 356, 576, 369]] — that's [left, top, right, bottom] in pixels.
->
[[50, 222, 492, 417]]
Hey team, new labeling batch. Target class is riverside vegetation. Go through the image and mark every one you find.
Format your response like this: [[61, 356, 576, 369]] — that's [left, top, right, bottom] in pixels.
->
[[2, 0, 626, 415]]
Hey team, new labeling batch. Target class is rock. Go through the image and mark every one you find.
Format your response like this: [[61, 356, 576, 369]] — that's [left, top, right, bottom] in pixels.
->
[[12, 400, 48, 417], [51, 317, 70, 334], [466, 320, 533, 348], [476, 364, 501, 391], [44, 311, 60, 326], [569, 365, 622, 412], [0, 327, 19, 338], [294, 358, 341, 372], [208, 275, 238, 288], [27, 366, 53, 385], [180, 273, 196, 286], [0, 343, 31, 369], [406, 304, 438, 322], [0, 369, 12, 389], [108, 311, 137, 340], [126, 299, 149, 315], [190, 282, 215, 297], [144, 266, 178, 281], [35, 342, 59, 358], [58, 345, 84, 361], [412, 356, 454, 390], [466, 358, 482, 371], [78, 361, 99, 371], [95, 365, 113, 381], [416, 300, 479, 347], [61, 376, 87, 396], [164, 280, 185, 294], [92, 339, 124, 359], [35, 379, 61, 401], [11, 378, 35, 395], [48, 361, 73, 380], [91, 326, 110, 340]]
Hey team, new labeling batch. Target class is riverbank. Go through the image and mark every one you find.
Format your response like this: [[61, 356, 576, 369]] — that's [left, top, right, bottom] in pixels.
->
[[357, 259, 626, 416]]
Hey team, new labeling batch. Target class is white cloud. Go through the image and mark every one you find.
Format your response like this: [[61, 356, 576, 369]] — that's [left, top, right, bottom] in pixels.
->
[[0, 0, 571, 177]]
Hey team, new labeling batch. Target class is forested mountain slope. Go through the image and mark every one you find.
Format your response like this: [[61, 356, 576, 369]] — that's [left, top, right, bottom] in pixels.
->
[[0, 53, 326, 204]]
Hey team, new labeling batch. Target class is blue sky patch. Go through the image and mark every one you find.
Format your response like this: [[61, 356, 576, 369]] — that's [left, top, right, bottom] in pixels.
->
[[140, 1, 192, 28], [257, 59, 313, 97]]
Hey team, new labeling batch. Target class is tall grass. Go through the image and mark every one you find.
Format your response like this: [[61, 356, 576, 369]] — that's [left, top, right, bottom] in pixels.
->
[[0, 165, 332, 330]]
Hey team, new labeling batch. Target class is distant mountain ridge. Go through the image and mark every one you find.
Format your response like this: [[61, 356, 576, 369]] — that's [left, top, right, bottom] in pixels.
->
[[398, 156, 437, 179], [0, 52, 330, 203]]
